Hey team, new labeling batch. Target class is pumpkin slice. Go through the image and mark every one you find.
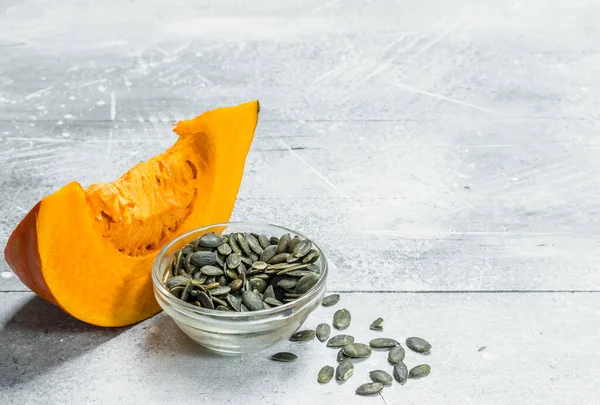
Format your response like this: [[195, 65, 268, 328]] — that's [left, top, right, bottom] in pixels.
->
[[4, 100, 260, 327]]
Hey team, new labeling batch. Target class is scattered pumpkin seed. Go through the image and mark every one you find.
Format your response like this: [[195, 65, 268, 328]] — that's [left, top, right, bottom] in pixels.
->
[[236, 233, 252, 256], [336, 359, 354, 381], [393, 362, 408, 385], [337, 348, 348, 362], [318, 365, 334, 383], [356, 382, 383, 396], [290, 330, 316, 342], [270, 352, 297, 362], [225, 269, 238, 280], [342, 343, 372, 358], [260, 245, 278, 263], [333, 309, 351, 330], [198, 232, 224, 248], [388, 345, 406, 364], [277, 233, 291, 253], [369, 370, 393, 386], [217, 242, 232, 256], [200, 265, 223, 276], [316, 323, 331, 342], [369, 338, 399, 349], [226, 253, 241, 269], [277, 278, 298, 290], [327, 335, 355, 348], [321, 294, 340, 307], [288, 236, 301, 253], [165, 275, 189, 289], [370, 317, 384, 331], [189, 251, 217, 267], [406, 337, 432, 354], [249, 278, 268, 294], [245, 233, 263, 255], [409, 364, 431, 379], [292, 239, 312, 258]]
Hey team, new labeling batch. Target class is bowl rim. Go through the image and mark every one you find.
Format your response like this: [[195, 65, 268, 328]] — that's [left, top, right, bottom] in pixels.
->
[[152, 221, 328, 319]]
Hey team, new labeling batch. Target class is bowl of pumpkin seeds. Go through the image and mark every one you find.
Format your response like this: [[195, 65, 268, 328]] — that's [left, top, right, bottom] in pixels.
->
[[152, 222, 328, 354]]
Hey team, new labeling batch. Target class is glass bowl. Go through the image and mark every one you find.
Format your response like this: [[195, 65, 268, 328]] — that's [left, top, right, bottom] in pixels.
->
[[151, 222, 328, 355]]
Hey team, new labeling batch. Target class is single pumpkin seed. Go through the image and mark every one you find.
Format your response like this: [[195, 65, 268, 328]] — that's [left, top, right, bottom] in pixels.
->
[[205, 282, 220, 290], [268, 254, 292, 265], [165, 275, 189, 289], [211, 286, 231, 296], [263, 297, 283, 306], [180, 282, 194, 301], [182, 244, 194, 256], [216, 305, 230, 311], [252, 261, 268, 271], [227, 294, 242, 311], [336, 359, 354, 381], [260, 245, 278, 263], [258, 234, 271, 250], [242, 291, 265, 311], [249, 278, 268, 293], [295, 273, 319, 294], [252, 289, 263, 300], [369, 338, 399, 349], [226, 253, 241, 268], [253, 273, 270, 280], [240, 255, 253, 267], [192, 273, 207, 284], [190, 279, 207, 290], [369, 370, 393, 385], [269, 236, 279, 245], [316, 323, 331, 342], [196, 291, 214, 309], [292, 239, 312, 258], [285, 270, 313, 278], [215, 254, 225, 267], [217, 243, 232, 256], [226, 269, 238, 280], [212, 296, 229, 307], [285, 254, 300, 264], [307, 264, 320, 273], [343, 343, 372, 358], [218, 275, 228, 286], [228, 233, 242, 255], [263, 284, 276, 300], [275, 263, 310, 275], [393, 362, 408, 385], [318, 365, 334, 383], [333, 309, 351, 330], [236, 233, 252, 256], [290, 330, 316, 342], [356, 382, 383, 396], [406, 337, 432, 354], [245, 233, 263, 255], [270, 352, 297, 362], [229, 279, 243, 292], [277, 233, 291, 253], [302, 250, 320, 264], [200, 265, 223, 276], [277, 278, 298, 290], [388, 345, 406, 364], [237, 262, 247, 276], [409, 364, 431, 379], [321, 294, 340, 307], [337, 348, 348, 362], [249, 252, 259, 262], [327, 334, 355, 348], [169, 286, 184, 298], [370, 317, 384, 331], [198, 232, 224, 248], [189, 251, 217, 267]]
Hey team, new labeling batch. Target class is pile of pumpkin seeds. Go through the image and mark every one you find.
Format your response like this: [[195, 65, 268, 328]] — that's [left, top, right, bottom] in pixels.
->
[[163, 231, 321, 312], [270, 294, 432, 397]]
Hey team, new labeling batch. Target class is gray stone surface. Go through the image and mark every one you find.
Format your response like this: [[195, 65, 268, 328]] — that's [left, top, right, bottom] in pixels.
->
[[1, 0, 600, 403]]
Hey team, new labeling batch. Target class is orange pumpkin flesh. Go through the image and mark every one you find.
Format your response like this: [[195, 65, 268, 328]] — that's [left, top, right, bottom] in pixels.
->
[[4, 100, 260, 327]]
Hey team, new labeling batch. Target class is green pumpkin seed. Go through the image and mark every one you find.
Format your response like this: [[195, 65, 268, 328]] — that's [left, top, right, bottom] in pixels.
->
[[260, 245, 278, 263], [242, 291, 265, 311], [226, 294, 242, 311], [212, 296, 229, 307], [302, 250, 320, 264], [336, 359, 354, 381], [188, 251, 217, 267], [252, 261, 268, 271], [342, 343, 372, 358], [275, 263, 310, 275], [258, 234, 271, 250], [198, 232, 224, 248], [249, 252, 259, 262], [229, 279, 243, 292], [245, 233, 263, 255], [216, 305, 230, 311], [369, 338, 399, 349], [393, 362, 408, 385], [200, 265, 223, 276], [180, 282, 193, 301], [295, 273, 319, 294], [284, 292, 303, 298], [292, 239, 312, 258], [249, 278, 268, 293], [182, 244, 194, 256], [210, 286, 231, 296], [263, 284, 276, 300], [269, 236, 279, 245], [218, 275, 228, 286], [285, 270, 313, 278], [205, 282, 221, 290], [196, 291, 214, 309], [226, 269, 238, 280], [169, 286, 184, 298], [370, 317, 384, 331], [228, 233, 242, 255], [277, 278, 298, 290], [321, 294, 340, 307], [318, 365, 334, 383], [190, 279, 207, 290], [307, 264, 320, 273], [240, 255, 253, 267], [333, 309, 351, 330], [290, 330, 316, 342], [285, 254, 300, 264], [327, 334, 355, 348], [288, 236, 301, 253], [268, 253, 291, 265], [226, 253, 241, 268], [337, 348, 348, 362], [215, 254, 225, 267], [236, 233, 252, 256], [409, 364, 431, 379], [406, 337, 432, 354], [388, 345, 406, 364], [165, 275, 189, 289], [253, 273, 270, 280], [270, 352, 297, 362], [316, 323, 331, 342], [217, 243, 232, 256], [356, 382, 383, 396], [237, 262, 247, 276], [277, 233, 291, 253], [263, 297, 283, 306], [369, 370, 393, 385]]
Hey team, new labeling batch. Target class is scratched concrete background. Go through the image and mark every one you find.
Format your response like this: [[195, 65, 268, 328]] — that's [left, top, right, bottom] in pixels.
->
[[1, 0, 600, 404]]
